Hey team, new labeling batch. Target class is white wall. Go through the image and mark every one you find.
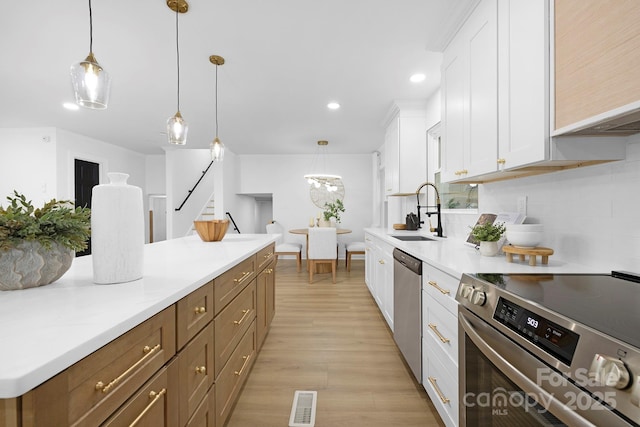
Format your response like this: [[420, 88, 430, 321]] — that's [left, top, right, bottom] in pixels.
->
[[237, 153, 373, 257], [0, 128, 57, 205]]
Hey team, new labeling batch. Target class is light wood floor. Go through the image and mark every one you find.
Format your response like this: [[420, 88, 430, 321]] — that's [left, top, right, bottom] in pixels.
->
[[226, 259, 445, 427]]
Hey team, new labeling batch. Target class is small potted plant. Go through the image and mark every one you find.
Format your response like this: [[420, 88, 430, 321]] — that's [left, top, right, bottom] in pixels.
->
[[469, 221, 506, 256], [0, 191, 91, 290], [320, 199, 345, 227]]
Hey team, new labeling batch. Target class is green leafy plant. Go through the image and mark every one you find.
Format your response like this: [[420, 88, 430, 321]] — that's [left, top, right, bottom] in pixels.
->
[[0, 191, 91, 252], [323, 199, 345, 223], [469, 221, 506, 242]]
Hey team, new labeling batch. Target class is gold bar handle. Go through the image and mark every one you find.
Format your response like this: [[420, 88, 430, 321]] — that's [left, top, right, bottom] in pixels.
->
[[428, 280, 450, 295], [233, 271, 252, 285], [234, 354, 251, 376], [128, 388, 167, 427], [233, 309, 251, 326], [194, 306, 206, 314], [264, 252, 273, 259], [428, 323, 450, 343], [427, 377, 450, 404], [95, 344, 161, 394], [195, 366, 206, 375]]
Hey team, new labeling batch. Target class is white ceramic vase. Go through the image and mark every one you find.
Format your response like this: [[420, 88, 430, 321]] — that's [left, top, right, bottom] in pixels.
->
[[91, 173, 144, 284], [479, 241, 499, 257]]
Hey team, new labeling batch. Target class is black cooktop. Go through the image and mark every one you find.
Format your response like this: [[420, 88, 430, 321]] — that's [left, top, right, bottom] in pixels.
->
[[470, 271, 640, 350]]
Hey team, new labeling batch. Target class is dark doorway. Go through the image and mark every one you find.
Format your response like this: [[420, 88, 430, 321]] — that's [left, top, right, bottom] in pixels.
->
[[74, 159, 99, 256]]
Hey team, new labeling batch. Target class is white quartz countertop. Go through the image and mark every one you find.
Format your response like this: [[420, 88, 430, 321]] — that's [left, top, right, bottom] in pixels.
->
[[0, 234, 276, 399], [364, 228, 606, 278]]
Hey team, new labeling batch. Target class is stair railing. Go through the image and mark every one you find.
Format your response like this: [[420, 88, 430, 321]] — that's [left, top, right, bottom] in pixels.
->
[[226, 212, 241, 234], [175, 161, 214, 211]]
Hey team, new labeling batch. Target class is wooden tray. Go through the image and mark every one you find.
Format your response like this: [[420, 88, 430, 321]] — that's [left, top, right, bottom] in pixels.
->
[[503, 245, 553, 266]]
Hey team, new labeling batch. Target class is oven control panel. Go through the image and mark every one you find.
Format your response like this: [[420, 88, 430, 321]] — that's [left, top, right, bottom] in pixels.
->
[[493, 297, 580, 365]]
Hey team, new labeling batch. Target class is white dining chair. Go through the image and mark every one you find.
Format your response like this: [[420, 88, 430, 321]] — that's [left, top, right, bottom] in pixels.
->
[[345, 241, 366, 272], [266, 221, 302, 272], [307, 227, 337, 284]]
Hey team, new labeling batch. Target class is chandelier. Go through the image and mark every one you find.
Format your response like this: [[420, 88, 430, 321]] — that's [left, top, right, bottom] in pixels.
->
[[304, 140, 342, 192]]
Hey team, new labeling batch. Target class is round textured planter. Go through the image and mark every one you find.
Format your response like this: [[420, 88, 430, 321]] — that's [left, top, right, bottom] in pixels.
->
[[0, 241, 74, 291], [479, 241, 499, 257]]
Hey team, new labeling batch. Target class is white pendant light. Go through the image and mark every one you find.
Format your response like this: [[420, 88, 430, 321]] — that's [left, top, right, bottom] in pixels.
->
[[304, 140, 342, 191], [166, 0, 189, 145], [209, 55, 226, 162], [70, 0, 111, 110]]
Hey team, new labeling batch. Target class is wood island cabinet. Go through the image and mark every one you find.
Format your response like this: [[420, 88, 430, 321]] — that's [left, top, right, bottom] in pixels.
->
[[5, 242, 276, 427]]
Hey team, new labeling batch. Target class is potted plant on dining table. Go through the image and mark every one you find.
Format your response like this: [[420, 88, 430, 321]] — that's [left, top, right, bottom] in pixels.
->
[[319, 199, 345, 227]]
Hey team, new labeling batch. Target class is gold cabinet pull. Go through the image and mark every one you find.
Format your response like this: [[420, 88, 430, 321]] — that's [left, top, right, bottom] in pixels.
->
[[428, 323, 450, 343], [263, 252, 273, 259], [266, 268, 274, 274], [95, 344, 161, 394], [195, 366, 206, 375], [427, 377, 450, 404], [378, 259, 385, 264], [234, 354, 251, 376], [428, 280, 450, 295], [497, 158, 506, 164], [194, 306, 206, 314], [128, 388, 167, 427], [233, 309, 251, 326], [233, 271, 252, 285]]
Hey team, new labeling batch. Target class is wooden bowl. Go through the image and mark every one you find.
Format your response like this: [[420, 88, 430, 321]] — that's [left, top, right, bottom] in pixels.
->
[[393, 223, 407, 230], [193, 219, 230, 242]]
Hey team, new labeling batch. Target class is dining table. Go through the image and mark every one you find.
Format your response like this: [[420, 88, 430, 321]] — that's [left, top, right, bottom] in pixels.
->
[[289, 228, 352, 273]]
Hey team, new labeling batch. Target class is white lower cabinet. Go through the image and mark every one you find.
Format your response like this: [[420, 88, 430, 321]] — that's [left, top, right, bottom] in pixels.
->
[[364, 232, 394, 331], [422, 264, 460, 427]]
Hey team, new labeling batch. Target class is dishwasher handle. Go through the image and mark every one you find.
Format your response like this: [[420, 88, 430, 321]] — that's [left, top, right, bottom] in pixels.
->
[[393, 249, 422, 275]]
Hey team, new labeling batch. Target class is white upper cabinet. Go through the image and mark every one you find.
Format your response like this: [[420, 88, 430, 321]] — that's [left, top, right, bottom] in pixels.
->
[[441, 0, 498, 183], [384, 102, 427, 195], [441, 0, 625, 184]]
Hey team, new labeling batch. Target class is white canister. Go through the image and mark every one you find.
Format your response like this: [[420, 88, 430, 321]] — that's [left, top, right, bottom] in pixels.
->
[[91, 172, 144, 284]]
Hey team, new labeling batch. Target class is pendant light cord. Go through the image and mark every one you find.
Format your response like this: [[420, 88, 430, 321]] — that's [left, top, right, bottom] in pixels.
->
[[88, 0, 93, 53], [215, 64, 219, 138], [175, 7, 181, 112]]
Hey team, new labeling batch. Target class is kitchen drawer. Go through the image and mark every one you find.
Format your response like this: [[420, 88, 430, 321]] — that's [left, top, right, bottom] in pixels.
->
[[29, 306, 176, 427], [423, 266, 459, 316], [186, 384, 215, 427], [214, 282, 256, 377], [216, 321, 256, 427], [175, 324, 214, 426], [214, 256, 256, 315], [423, 290, 458, 365], [423, 334, 458, 427], [256, 243, 275, 272], [102, 366, 178, 427], [177, 281, 214, 350]]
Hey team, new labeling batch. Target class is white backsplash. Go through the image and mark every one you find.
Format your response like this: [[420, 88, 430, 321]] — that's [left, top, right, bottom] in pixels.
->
[[444, 134, 640, 273]]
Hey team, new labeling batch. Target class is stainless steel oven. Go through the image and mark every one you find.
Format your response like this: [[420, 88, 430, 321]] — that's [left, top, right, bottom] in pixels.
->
[[456, 272, 640, 427]]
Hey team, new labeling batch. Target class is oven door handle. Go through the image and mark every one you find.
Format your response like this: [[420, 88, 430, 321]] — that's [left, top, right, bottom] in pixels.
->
[[459, 311, 597, 427]]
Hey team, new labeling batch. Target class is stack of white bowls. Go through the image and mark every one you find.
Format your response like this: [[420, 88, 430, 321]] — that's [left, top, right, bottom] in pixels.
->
[[505, 224, 544, 248]]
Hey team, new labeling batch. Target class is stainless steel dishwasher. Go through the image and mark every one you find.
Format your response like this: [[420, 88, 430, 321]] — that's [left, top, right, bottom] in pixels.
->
[[393, 248, 422, 383]]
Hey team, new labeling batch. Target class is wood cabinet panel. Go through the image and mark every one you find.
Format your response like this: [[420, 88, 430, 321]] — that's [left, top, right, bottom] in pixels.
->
[[214, 257, 256, 315], [215, 321, 256, 427], [186, 385, 215, 427], [214, 282, 256, 377], [176, 325, 215, 426], [177, 281, 214, 350], [101, 367, 177, 427], [256, 243, 275, 272], [555, 0, 640, 129], [256, 259, 276, 350]]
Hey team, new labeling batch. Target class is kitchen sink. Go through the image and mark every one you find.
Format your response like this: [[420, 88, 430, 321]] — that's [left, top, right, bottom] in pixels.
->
[[390, 235, 436, 241]]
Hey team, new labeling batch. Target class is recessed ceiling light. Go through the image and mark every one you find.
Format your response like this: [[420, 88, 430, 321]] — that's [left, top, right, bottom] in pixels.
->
[[63, 102, 80, 111], [327, 102, 340, 110], [410, 73, 426, 83]]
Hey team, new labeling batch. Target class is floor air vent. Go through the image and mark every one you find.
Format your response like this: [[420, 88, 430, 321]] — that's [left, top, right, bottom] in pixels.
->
[[288, 390, 317, 427]]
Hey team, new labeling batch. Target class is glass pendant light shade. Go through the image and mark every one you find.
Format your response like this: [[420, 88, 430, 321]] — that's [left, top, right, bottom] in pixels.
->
[[210, 137, 225, 162], [167, 111, 188, 145], [70, 53, 111, 109]]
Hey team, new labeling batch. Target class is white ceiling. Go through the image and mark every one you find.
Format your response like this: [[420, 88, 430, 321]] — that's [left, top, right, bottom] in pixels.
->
[[0, 0, 473, 155]]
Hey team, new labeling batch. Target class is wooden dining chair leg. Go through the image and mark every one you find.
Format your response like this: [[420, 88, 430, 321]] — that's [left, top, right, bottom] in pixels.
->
[[331, 259, 336, 283], [296, 252, 301, 272]]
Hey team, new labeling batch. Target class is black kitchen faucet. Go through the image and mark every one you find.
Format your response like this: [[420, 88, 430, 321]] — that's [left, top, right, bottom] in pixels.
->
[[415, 182, 444, 237]]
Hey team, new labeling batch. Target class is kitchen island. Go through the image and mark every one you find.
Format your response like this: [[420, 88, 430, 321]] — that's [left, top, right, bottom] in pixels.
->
[[0, 233, 276, 426]]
